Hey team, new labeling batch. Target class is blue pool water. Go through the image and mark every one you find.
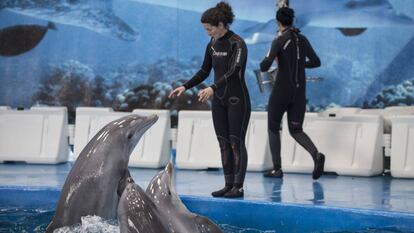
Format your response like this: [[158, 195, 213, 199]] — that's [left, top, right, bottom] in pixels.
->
[[1, 163, 414, 233], [1, 188, 414, 233], [1, 207, 413, 233]]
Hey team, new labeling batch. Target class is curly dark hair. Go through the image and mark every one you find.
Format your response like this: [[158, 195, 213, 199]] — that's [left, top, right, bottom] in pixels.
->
[[201, 1, 234, 27], [276, 7, 294, 26]]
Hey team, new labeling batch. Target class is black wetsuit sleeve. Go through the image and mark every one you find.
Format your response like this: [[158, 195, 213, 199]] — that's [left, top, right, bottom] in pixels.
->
[[304, 37, 321, 68], [183, 43, 212, 90], [260, 39, 280, 72], [210, 40, 247, 91]]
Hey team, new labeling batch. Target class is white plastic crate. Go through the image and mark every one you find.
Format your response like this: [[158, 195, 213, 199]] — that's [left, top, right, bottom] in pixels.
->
[[281, 113, 383, 176], [319, 107, 361, 117], [176, 111, 221, 169], [245, 112, 273, 171], [0, 106, 68, 164], [176, 111, 272, 171], [390, 116, 414, 178]]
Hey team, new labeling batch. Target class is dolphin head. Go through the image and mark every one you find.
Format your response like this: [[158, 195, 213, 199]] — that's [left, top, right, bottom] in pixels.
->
[[144, 162, 224, 233], [88, 114, 158, 163], [121, 114, 158, 155], [146, 162, 178, 205], [118, 181, 170, 233]]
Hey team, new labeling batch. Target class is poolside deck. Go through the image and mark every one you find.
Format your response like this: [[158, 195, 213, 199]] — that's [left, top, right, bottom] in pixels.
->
[[1, 162, 413, 214]]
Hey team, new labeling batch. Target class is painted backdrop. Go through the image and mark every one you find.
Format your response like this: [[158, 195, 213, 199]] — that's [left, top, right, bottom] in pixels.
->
[[1, 0, 413, 122]]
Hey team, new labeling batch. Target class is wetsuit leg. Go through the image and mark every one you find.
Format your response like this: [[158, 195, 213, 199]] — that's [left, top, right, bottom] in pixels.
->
[[226, 94, 251, 188], [267, 91, 289, 171], [211, 98, 233, 197], [286, 95, 318, 161], [287, 94, 325, 179]]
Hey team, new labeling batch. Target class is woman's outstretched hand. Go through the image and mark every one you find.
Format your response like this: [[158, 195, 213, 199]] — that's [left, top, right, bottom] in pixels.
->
[[168, 86, 186, 99], [198, 87, 214, 102]]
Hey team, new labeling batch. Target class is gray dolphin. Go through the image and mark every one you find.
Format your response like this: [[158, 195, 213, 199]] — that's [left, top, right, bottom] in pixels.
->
[[118, 177, 170, 233], [118, 163, 223, 233], [46, 114, 158, 233]]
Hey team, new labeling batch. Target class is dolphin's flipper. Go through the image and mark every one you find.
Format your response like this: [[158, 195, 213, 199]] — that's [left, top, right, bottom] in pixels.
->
[[118, 182, 168, 233]]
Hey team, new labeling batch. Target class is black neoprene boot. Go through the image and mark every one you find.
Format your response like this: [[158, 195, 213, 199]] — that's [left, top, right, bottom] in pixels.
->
[[263, 169, 284, 178], [224, 185, 244, 198], [211, 185, 232, 197], [312, 153, 325, 180]]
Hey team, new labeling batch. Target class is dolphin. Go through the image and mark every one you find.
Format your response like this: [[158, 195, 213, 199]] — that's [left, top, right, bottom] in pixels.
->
[[118, 162, 223, 233], [117, 177, 170, 233], [46, 114, 158, 233]]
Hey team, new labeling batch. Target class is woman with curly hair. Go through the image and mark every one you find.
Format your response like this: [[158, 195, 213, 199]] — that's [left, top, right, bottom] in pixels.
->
[[169, 1, 251, 198]]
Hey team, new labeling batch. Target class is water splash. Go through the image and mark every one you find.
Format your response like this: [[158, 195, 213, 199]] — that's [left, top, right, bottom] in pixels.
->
[[54, 216, 120, 233]]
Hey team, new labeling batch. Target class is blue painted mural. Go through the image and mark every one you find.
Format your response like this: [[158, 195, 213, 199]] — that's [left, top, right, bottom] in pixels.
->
[[0, 0, 413, 122]]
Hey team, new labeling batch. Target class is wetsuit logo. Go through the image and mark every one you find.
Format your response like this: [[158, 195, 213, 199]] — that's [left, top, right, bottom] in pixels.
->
[[211, 47, 228, 57]]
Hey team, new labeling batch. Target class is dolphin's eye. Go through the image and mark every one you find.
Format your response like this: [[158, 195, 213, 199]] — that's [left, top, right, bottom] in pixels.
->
[[127, 134, 133, 139]]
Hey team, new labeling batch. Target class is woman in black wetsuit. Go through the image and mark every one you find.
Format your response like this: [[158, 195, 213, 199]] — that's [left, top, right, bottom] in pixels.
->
[[169, 1, 251, 198], [260, 7, 325, 180]]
